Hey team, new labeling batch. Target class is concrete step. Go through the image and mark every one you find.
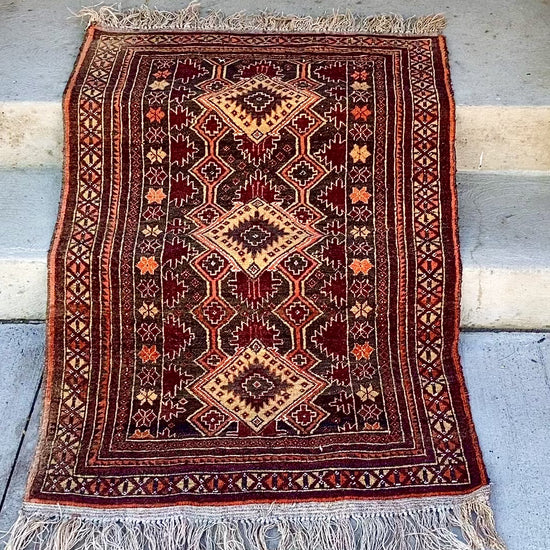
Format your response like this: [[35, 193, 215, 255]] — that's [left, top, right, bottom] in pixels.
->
[[0, 169, 548, 328], [1, 324, 549, 550], [458, 172, 550, 329], [2, 102, 549, 172], [0, 323, 44, 504], [1, 2, 549, 172], [1, 0, 548, 106], [0, 0, 548, 329]]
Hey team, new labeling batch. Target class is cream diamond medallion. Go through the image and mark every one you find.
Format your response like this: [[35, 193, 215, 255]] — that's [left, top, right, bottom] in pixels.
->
[[193, 198, 320, 278], [191, 340, 326, 432], [197, 74, 318, 143]]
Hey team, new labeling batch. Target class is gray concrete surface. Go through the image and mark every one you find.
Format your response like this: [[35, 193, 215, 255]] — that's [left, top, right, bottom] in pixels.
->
[[0, 0, 549, 105], [0, 326, 549, 550], [1, 169, 547, 267], [0, 168, 60, 259], [461, 332, 550, 550], [5, 103, 549, 172], [0, 324, 43, 501], [1, 169, 548, 328], [457, 173, 550, 269]]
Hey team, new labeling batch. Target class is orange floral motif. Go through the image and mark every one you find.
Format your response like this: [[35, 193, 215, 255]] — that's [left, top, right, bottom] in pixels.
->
[[350, 258, 373, 275], [138, 345, 160, 363], [131, 429, 154, 439], [352, 343, 374, 360], [136, 256, 159, 275], [350, 187, 371, 204], [351, 105, 372, 121], [351, 70, 369, 80], [145, 107, 166, 123], [145, 188, 167, 204], [153, 70, 171, 79]]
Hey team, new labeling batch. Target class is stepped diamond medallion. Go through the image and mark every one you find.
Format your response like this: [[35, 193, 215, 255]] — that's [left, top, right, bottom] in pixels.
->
[[193, 198, 320, 278], [192, 340, 325, 432], [198, 74, 317, 143]]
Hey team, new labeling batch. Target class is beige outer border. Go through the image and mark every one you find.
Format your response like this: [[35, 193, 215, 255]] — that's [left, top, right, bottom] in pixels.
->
[[19, 485, 491, 520], [4, 486, 504, 550]]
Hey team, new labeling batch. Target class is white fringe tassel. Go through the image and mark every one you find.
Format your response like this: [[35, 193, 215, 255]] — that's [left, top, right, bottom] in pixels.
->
[[75, 2, 446, 36], [2, 489, 505, 550]]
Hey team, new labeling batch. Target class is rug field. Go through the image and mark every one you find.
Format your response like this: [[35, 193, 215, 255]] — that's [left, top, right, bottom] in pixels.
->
[[5, 5, 504, 549]]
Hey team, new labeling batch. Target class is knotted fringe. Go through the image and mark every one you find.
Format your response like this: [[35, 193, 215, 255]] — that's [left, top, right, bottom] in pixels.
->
[[75, 2, 446, 35], [3, 488, 505, 550]]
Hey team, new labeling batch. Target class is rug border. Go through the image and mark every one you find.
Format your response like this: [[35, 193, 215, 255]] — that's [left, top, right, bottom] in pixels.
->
[[24, 27, 491, 508]]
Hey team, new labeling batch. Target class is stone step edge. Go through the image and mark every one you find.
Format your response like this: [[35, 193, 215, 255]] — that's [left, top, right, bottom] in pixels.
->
[[1, 102, 549, 172], [1, 167, 548, 177], [0, 259, 548, 329]]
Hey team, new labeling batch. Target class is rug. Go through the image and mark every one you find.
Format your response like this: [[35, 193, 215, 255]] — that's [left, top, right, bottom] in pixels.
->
[[5, 4, 505, 550]]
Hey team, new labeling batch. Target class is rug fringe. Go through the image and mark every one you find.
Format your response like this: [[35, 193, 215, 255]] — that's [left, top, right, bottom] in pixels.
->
[[75, 2, 446, 36], [2, 488, 505, 550]]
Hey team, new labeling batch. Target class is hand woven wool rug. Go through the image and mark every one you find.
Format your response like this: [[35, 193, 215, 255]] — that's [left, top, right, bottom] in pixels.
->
[[5, 4, 505, 550]]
